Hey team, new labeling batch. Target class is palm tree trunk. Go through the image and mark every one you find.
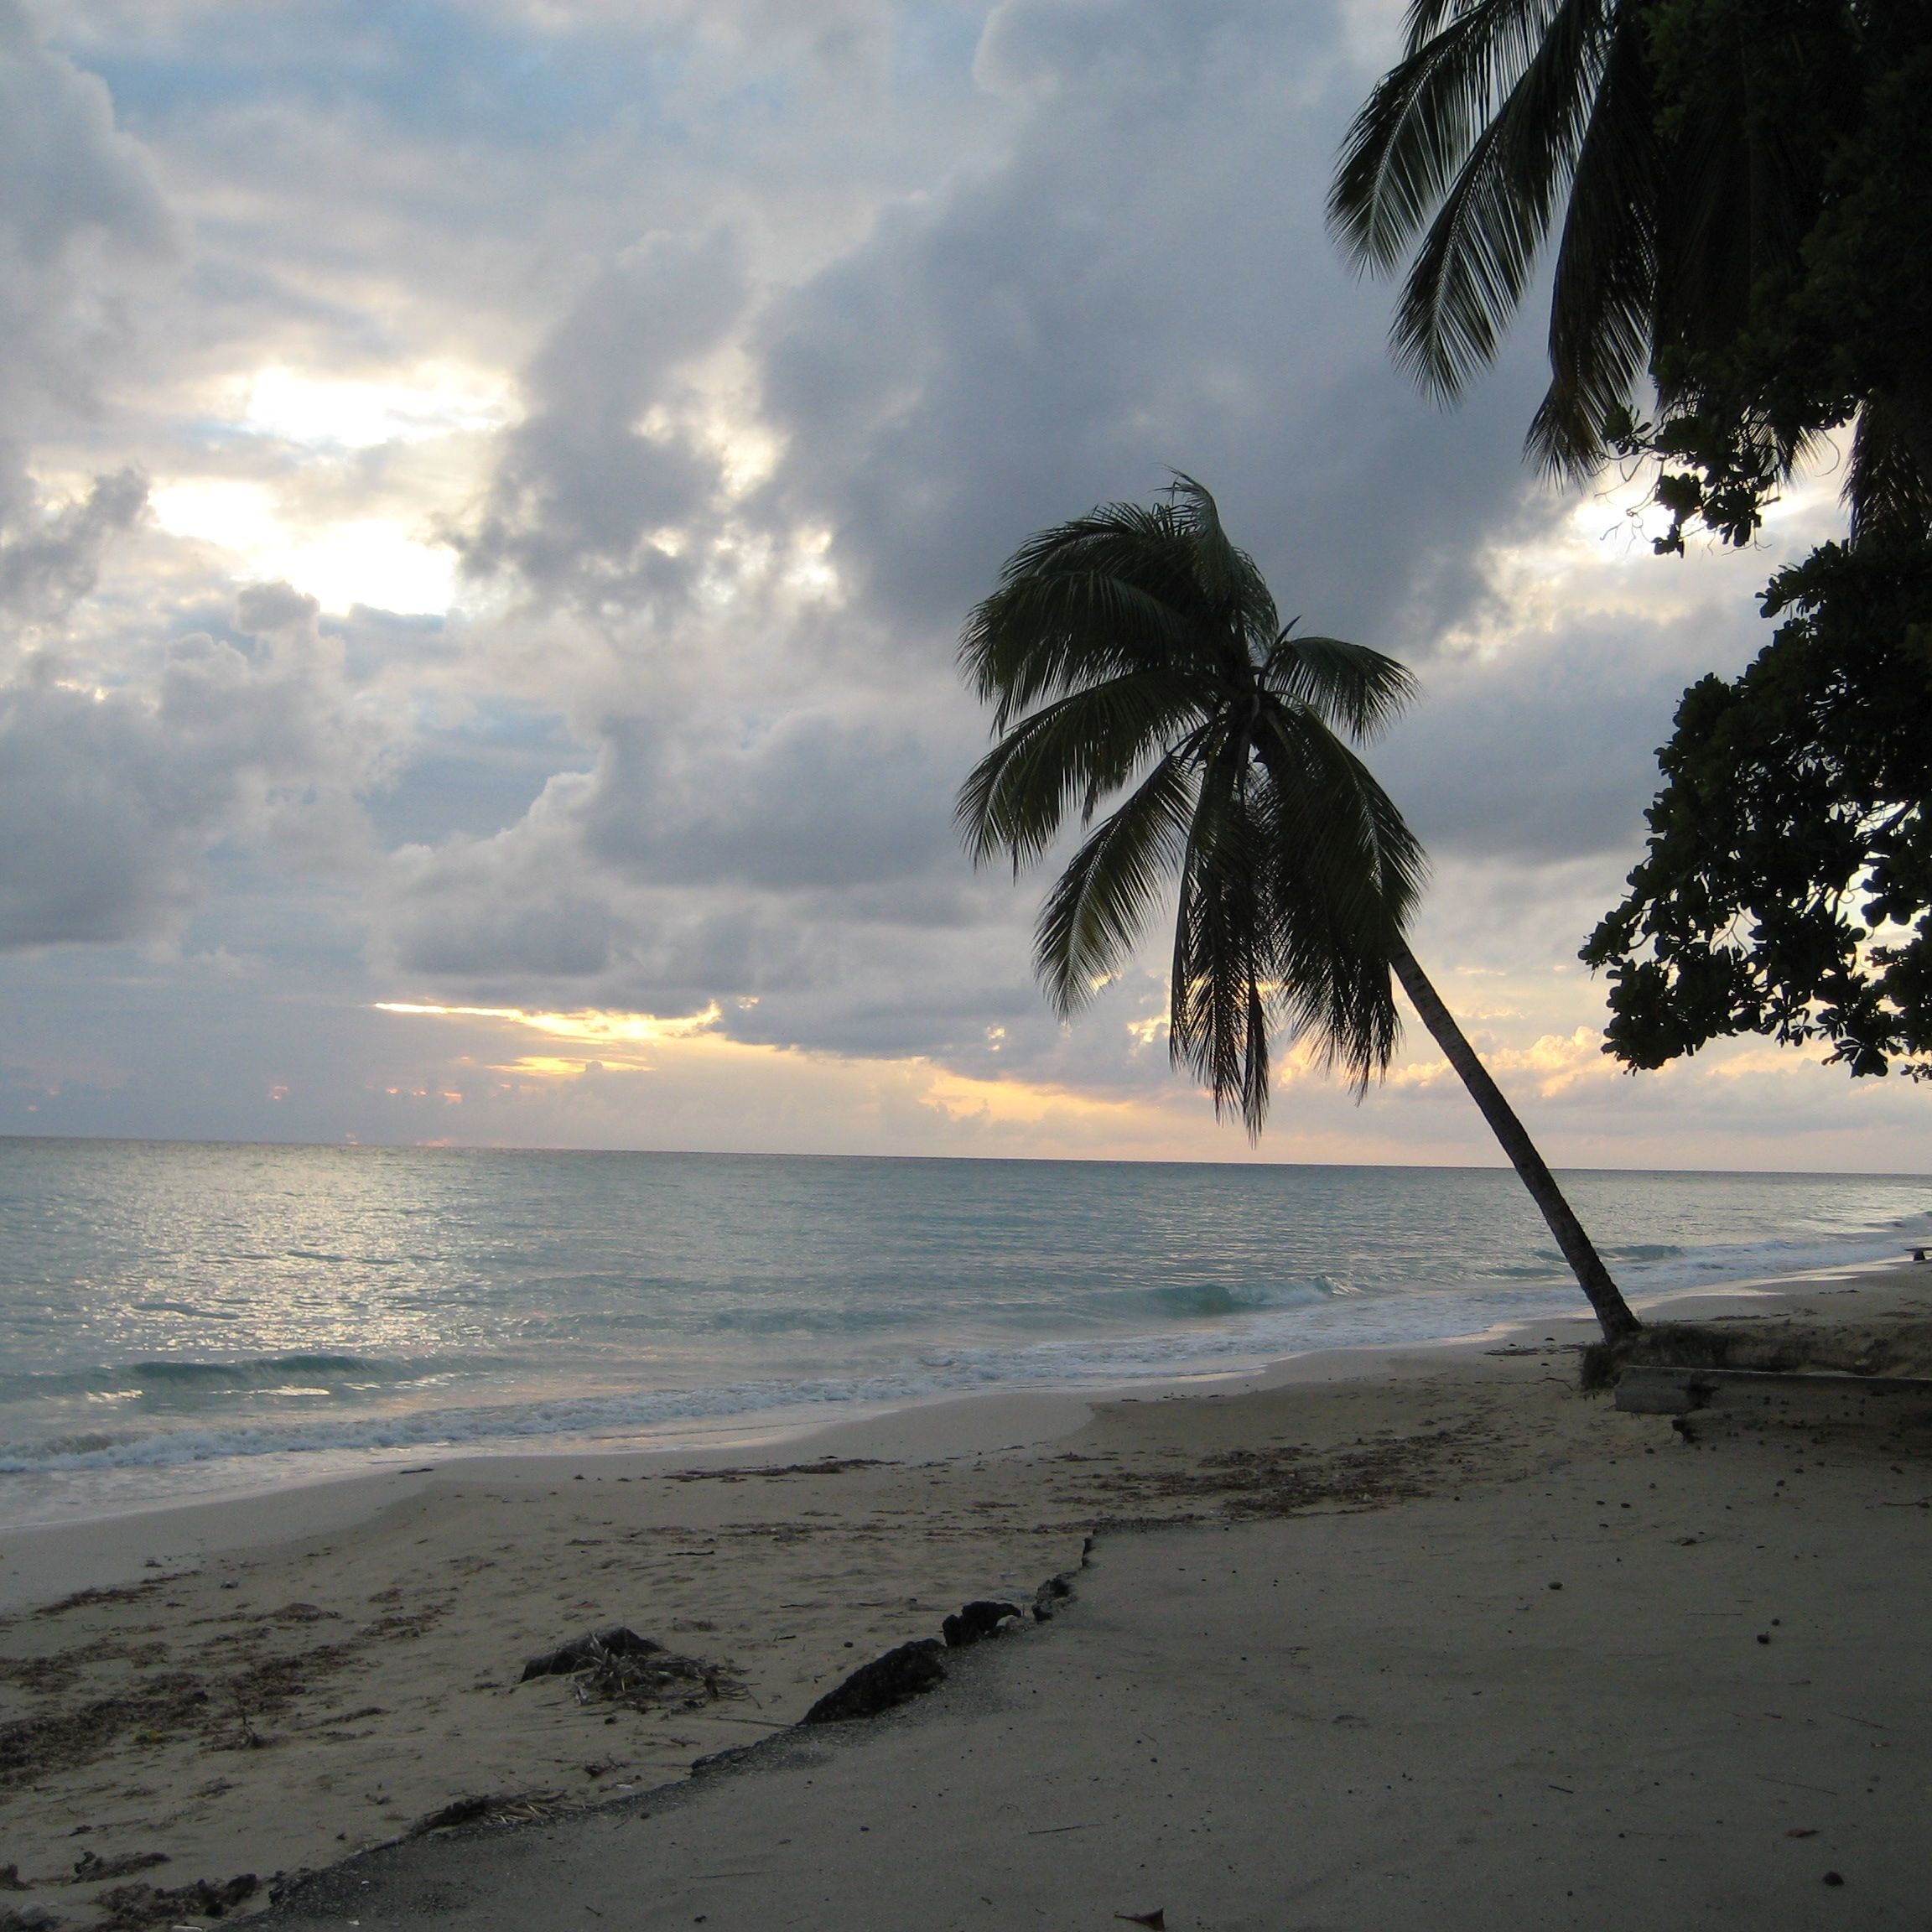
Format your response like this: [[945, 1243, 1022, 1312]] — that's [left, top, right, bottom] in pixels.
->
[[1388, 939, 1642, 1343]]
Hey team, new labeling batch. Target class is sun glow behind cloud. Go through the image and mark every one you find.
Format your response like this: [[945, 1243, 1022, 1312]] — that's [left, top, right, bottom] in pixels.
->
[[245, 367, 514, 450], [370, 1000, 1167, 1146], [375, 1001, 729, 1068], [146, 366, 517, 614], [149, 479, 461, 615]]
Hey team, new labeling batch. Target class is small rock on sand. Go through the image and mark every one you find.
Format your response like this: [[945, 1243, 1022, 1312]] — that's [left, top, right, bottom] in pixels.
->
[[942, 1601, 1021, 1649], [801, 1640, 946, 1724]]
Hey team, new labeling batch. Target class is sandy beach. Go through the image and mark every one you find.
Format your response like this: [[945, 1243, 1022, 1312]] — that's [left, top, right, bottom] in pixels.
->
[[3, 1265, 1929, 1929]]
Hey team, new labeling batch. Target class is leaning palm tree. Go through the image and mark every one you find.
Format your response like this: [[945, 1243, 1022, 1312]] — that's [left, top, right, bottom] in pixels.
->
[[957, 479, 1641, 1343]]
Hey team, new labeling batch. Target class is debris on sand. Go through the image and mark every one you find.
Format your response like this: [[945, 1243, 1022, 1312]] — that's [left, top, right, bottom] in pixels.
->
[[411, 1794, 497, 1834], [801, 1640, 945, 1724], [408, 1790, 581, 1836], [519, 1628, 742, 1711], [0, 1904, 63, 1932], [1032, 1574, 1076, 1621], [521, 1627, 662, 1681], [91, 1872, 255, 1929], [0, 1678, 213, 1789], [67, 1851, 169, 1883], [665, 1457, 886, 1483]]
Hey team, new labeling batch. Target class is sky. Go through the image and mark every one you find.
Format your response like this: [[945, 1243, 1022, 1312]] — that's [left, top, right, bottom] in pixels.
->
[[0, 0, 1919, 1172]]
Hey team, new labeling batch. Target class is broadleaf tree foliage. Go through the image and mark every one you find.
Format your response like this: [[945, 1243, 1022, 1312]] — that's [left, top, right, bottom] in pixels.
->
[[1583, 539, 1932, 1080]]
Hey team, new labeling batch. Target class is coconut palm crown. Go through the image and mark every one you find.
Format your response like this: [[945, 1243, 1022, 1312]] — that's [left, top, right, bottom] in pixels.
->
[[956, 477, 1425, 1135], [1326, 0, 1825, 483], [957, 478, 1643, 1343]]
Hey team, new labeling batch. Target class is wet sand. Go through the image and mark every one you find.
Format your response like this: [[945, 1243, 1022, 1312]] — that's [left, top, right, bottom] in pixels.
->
[[3, 1266, 1929, 1929]]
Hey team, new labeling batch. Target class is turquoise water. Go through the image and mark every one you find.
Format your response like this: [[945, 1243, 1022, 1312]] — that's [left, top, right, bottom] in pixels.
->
[[2, 1138, 1927, 1524]]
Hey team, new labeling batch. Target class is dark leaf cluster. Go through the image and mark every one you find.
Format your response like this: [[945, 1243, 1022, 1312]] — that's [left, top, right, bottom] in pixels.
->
[[1332, 0, 1931, 542], [1582, 538, 1932, 1078], [1616, 3, 1932, 550]]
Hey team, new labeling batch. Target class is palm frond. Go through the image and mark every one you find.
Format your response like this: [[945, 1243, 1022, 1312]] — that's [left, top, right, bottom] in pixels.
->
[[1265, 634, 1419, 740], [955, 673, 1202, 869], [1168, 756, 1275, 1133], [1248, 710, 1426, 1088], [961, 559, 1201, 729], [1162, 474, 1280, 643], [1649, 34, 1753, 366], [1389, 0, 1617, 397], [1524, 3, 1658, 475], [1034, 753, 1200, 1015], [1847, 399, 1932, 544], [1328, 0, 1587, 278], [1253, 704, 1428, 922]]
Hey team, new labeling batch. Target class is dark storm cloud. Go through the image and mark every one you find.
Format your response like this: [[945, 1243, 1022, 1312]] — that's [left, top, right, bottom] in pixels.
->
[[576, 704, 958, 890], [405, 0, 1555, 661], [1380, 599, 1767, 863], [460, 227, 750, 602], [385, 828, 621, 979], [374, 684, 989, 1000], [752, 0, 1560, 657]]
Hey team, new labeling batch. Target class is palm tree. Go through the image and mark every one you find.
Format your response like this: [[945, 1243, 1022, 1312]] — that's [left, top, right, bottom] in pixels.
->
[[956, 479, 1642, 1343], [1325, 0, 1831, 485]]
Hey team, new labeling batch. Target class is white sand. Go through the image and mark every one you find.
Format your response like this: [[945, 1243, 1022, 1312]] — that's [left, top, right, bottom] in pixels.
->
[[3, 1266, 1928, 1929]]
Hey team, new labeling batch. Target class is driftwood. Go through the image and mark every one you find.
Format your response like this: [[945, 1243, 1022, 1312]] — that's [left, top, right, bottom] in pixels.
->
[[519, 1627, 740, 1710], [519, 1626, 661, 1681]]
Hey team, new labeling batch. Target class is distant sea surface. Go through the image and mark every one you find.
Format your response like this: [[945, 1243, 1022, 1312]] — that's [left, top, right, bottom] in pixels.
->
[[3, 1138, 1928, 1527]]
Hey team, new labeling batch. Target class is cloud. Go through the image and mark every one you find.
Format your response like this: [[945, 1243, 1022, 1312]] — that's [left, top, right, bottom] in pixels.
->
[[371, 0, 1628, 1057], [752, 0, 1561, 657], [371, 701, 999, 1015], [1381, 600, 1763, 863], [0, 466, 148, 630], [0, 584, 388, 950], [0, 3, 175, 480], [382, 776, 621, 979], [0, 0, 1910, 1167], [459, 227, 750, 603], [574, 702, 958, 891]]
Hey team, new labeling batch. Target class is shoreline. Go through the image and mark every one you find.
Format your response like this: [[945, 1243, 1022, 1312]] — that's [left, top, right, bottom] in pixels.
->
[[3, 1257, 1912, 1603], [1, 1261, 1926, 1928], [8, 1167, 1925, 1539]]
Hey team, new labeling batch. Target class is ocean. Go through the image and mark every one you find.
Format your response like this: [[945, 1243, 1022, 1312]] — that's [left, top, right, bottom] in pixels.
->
[[2, 1138, 1927, 1528]]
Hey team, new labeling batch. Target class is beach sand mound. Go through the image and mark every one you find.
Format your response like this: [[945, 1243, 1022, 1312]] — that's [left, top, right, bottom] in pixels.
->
[[1582, 1311, 1932, 1387]]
